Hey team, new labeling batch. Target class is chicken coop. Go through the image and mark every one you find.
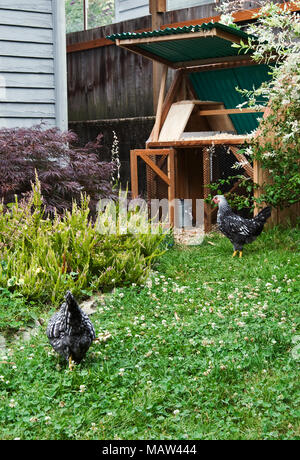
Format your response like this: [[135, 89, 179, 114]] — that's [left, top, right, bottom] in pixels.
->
[[108, 22, 272, 231]]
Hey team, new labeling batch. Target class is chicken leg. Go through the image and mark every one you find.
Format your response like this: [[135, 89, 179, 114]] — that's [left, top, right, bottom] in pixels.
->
[[69, 356, 75, 371]]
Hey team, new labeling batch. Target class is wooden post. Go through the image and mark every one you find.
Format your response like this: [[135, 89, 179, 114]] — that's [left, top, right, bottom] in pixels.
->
[[149, 1, 167, 112], [253, 158, 259, 216], [130, 150, 138, 198], [83, 0, 88, 31], [167, 149, 176, 227], [203, 147, 212, 233]]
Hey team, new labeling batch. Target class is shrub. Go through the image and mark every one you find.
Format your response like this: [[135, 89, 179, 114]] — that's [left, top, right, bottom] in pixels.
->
[[218, 1, 300, 209], [0, 125, 116, 216], [0, 179, 168, 306], [0, 288, 41, 333]]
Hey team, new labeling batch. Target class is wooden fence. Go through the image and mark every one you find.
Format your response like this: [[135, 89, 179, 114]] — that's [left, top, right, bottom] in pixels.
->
[[66, 2, 221, 121]]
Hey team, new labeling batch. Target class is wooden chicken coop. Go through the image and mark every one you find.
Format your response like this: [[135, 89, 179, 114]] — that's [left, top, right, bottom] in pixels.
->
[[108, 23, 272, 231]]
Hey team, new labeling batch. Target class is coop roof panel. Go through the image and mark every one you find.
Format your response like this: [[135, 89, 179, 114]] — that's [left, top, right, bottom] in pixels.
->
[[107, 22, 253, 68]]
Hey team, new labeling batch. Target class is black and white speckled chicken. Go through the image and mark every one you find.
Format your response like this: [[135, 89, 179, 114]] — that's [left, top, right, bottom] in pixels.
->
[[213, 195, 271, 258], [46, 291, 95, 370]]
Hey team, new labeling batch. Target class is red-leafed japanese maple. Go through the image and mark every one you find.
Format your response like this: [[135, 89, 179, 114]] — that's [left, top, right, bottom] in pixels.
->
[[0, 125, 116, 215]]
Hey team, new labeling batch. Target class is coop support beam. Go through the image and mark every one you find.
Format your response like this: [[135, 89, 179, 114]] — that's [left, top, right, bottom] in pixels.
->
[[253, 159, 260, 216], [148, 70, 183, 144], [130, 150, 138, 199], [167, 149, 176, 227], [203, 147, 212, 233], [152, 65, 168, 142], [130, 149, 175, 226], [150, 1, 167, 112], [140, 153, 170, 185]]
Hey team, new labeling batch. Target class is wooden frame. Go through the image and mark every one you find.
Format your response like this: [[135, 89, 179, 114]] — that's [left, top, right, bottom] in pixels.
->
[[130, 148, 175, 225], [115, 28, 239, 47], [139, 64, 255, 231], [147, 138, 250, 148]]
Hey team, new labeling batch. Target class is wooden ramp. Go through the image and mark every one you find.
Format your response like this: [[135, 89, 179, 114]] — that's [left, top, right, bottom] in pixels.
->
[[158, 100, 236, 142]]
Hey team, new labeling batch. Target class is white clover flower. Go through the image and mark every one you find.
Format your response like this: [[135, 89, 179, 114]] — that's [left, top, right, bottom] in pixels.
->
[[237, 321, 246, 327], [9, 399, 17, 408]]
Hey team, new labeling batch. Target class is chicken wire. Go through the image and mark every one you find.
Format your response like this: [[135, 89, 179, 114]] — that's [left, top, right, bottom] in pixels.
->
[[143, 146, 249, 222]]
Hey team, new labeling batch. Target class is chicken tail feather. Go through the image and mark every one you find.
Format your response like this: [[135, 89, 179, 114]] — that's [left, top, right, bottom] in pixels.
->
[[255, 206, 271, 223]]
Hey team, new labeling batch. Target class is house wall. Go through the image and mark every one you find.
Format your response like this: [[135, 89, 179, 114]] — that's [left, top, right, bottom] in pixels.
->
[[114, 0, 215, 22], [0, 0, 67, 130], [115, 0, 149, 22], [167, 0, 214, 11]]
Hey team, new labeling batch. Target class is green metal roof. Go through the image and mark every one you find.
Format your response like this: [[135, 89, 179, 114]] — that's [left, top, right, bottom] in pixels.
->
[[107, 23, 252, 67], [190, 64, 271, 134], [107, 22, 250, 42], [108, 22, 270, 135]]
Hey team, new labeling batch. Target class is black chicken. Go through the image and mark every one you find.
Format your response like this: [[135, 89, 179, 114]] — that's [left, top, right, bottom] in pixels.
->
[[46, 291, 96, 370], [212, 195, 271, 257]]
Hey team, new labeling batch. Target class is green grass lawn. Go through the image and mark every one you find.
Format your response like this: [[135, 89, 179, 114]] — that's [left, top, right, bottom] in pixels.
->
[[0, 227, 299, 440]]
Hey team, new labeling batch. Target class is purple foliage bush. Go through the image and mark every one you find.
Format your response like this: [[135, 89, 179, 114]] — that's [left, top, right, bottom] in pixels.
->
[[0, 125, 116, 215]]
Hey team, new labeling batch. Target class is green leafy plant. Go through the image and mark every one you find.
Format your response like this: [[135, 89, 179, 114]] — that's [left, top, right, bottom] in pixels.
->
[[219, 1, 300, 209], [205, 174, 254, 214], [0, 288, 41, 333], [0, 178, 168, 305]]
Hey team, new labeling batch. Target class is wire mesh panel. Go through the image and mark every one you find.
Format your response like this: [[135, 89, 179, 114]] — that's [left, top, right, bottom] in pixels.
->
[[210, 145, 249, 189], [145, 153, 169, 223], [146, 154, 169, 203], [210, 144, 253, 218]]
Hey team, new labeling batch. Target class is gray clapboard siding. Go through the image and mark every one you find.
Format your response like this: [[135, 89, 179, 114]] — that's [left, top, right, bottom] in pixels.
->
[[0, 0, 67, 130], [0, 41, 54, 59], [1, 102, 56, 118], [0, 56, 54, 74], [0, 25, 53, 43], [1, 72, 55, 88], [0, 9, 53, 29], [115, 0, 149, 22], [115, 0, 215, 21], [0, 1, 52, 13], [0, 117, 56, 129], [3, 88, 55, 103], [167, 0, 214, 11]]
